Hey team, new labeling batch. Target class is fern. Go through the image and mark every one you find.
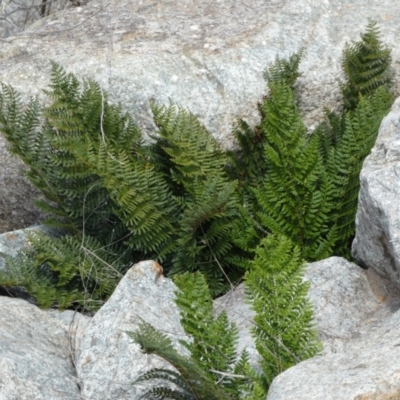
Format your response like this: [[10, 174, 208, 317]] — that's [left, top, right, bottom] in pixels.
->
[[321, 87, 393, 257], [244, 234, 321, 394], [315, 20, 394, 257], [128, 320, 234, 400], [237, 76, 337, 260], [340, 19, 393, 112], [264, 49, 304, 88], [0, 230, 124, 310], [148, 103, 244, 295], [173, 272, 245, 393]]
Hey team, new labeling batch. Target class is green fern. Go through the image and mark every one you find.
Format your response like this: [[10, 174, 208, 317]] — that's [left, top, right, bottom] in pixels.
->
[[236, 76, 337, 260], [0, 230, 124, 310], [173, 272, 246, 393], [148, 103, 244, 295], [340, 19, 393, 112], [128, 320, 234, 400], [321, 87, 393, 257], [264, 49, 304, 88], [315, 20, 394, 257], [244, 234, 321, 393]]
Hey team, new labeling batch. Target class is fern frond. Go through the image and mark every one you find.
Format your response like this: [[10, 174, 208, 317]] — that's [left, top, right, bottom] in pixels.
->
[[245, 234, 321, 391], [128, 321, 233, 400], [340, 19, 393, 111]]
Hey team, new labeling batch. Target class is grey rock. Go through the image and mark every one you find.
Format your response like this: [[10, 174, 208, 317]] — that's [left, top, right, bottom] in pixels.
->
[[214, 283, 260, 370], [305, 257, 382, 355], [0, 296, 90, 400], [267, 304, 400, 400], [1, 0, 400, 233], [0, 142, 44, 233], [75, 260, 190, 400], [266, 257, 400, 400], [353, 97, 400, 290], [214, 257, 384, 372]]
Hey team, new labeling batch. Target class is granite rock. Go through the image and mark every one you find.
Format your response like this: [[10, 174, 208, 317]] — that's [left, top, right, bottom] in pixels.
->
[[1, 0, 400, 233], [75, 260, 190, 400], [0, 296, 89, 400], [353, 97, 400, 289]]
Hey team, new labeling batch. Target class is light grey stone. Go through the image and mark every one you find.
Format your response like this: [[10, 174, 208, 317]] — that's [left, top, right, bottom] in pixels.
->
[[353, 97, 400, 290], [75, 260, 190, 400], [305, 257, 382, 354], [1, 0, 400, 233], [0, 141, 44, 233], [0, 296, 90, 400], [267, 303, 400, 400], [266, 257, 400, 400]]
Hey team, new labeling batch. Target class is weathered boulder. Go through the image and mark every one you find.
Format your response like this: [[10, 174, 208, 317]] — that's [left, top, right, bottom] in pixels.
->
[[75, 260, 189, 400], [353, 97, 400, 289], [0, 258, 189, 399], [214, 257, 390, 369], [0, 296, 89, 400], [304, 257, 384, 354], [1, 0, 400, 233], [266, 257, 400, 400]]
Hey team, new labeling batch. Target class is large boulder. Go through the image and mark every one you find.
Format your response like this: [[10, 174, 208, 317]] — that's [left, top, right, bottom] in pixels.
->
[[0, 259, 190, 399], [266, 257, 400, 400], [75, 260, 189, 399], [0, 0, 400, 233], [353, 97, 400, 290], [0, 296, 89, 400]]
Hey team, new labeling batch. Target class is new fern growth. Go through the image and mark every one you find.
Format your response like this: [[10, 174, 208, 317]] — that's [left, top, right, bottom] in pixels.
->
[[244, 234, 321, 395], [173, 272, 249, 395]]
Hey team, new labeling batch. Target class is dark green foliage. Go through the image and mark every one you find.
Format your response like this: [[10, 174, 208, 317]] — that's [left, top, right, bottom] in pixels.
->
[[319, 87, 393, 257], [264, 49, 304, 88], [233, 72, 337, 261], [244, 234, 321, 393], [129, 240, 320, 399], [127, 274, 254, 399], [227, 49, 304, 200], [341, 19, 393, 112], [147, 104, 244, 294], [128, 321, 234, 400], [233, 21, 394, 262], [314, 20, 394, 257], [0, 63, 245, 306]]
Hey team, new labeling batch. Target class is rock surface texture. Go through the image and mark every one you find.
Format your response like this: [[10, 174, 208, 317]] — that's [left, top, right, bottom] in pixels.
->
[[0, 0, 400, 233], [0, 296, 89, 400], [267, 257, 400, 400], [0, 259, 189, 400], [75, 260, 189, 400], [353, 97, 400, 290]]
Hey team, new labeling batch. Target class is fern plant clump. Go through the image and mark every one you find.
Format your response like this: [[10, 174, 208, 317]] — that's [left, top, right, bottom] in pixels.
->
[[340, 19, 393, 112], [0, 63, 245, 308]]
